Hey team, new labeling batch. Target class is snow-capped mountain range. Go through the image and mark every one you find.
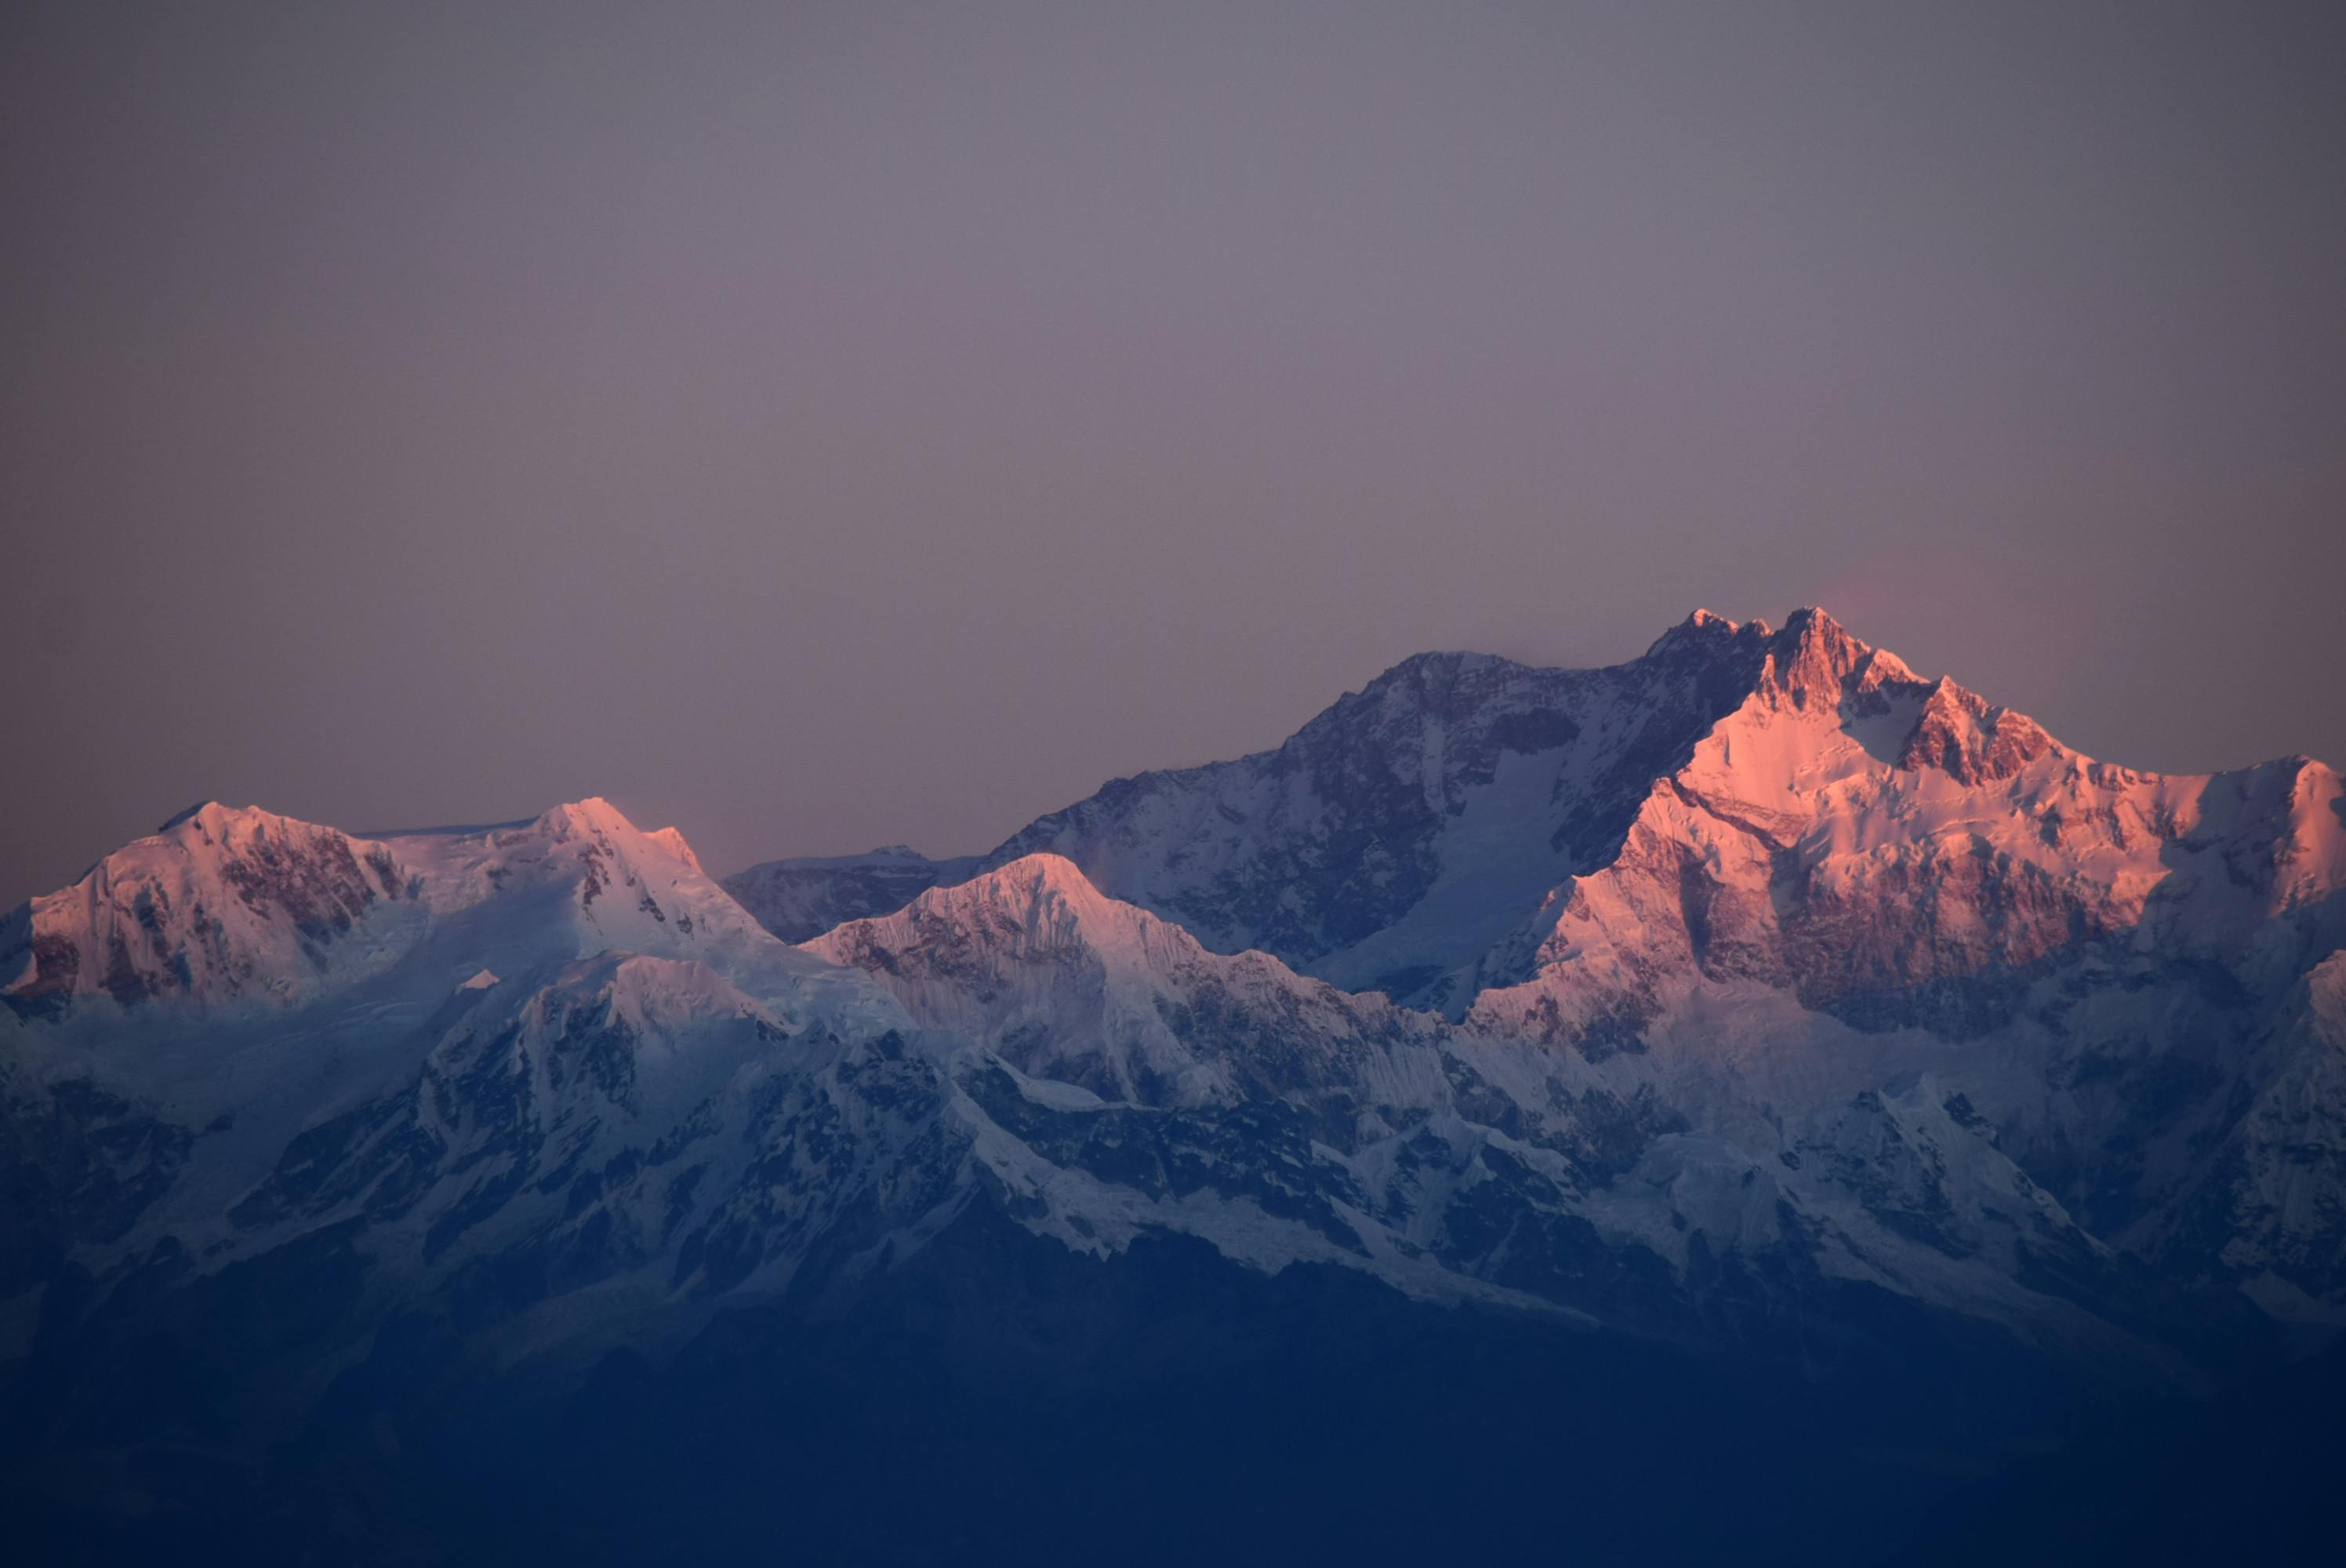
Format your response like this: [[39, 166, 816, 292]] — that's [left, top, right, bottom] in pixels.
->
[[5, 608, 2343, 1460], [750, 608, 2346, 1334]]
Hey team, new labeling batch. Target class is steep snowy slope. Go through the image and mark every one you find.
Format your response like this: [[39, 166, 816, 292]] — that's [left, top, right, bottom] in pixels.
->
[[805, 855, 2184, 1360], [808, 853, 1435, 1109], [1469, 608, 2346, 1044], [0, 790, 2204, 1437], [1450, 611, 2346, 1313]]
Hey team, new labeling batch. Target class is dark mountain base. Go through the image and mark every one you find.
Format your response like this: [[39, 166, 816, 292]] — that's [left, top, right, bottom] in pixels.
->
[[1911, 1331, 2346, 1566], [13, 1203, 2333, 1566]]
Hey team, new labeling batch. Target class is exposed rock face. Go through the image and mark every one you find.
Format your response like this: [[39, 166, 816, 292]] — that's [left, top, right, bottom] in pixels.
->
[[1897, 677, 2057, 784], [1, 804, 406, 1014]]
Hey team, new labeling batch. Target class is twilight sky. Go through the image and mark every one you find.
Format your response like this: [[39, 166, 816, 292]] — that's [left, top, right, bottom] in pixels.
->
[[5, 1, 2344, 906]]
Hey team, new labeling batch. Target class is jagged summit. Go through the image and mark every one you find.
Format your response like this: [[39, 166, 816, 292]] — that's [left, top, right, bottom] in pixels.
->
[[1641, 605, 1928, 717], [1353, 608, 1953, 743], [1895, 674, 2057, 784], [1760, 605, 1868, 707], [1346, 608, 1912, 728], [1643, 604, 1770, 658], [734, 607, 2341, 1032], [1623, 607, 2060, 772], [2, 794, 775, 1019]]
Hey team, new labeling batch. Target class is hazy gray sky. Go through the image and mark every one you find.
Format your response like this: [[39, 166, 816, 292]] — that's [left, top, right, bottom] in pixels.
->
[[5, 1, 2343, 906]]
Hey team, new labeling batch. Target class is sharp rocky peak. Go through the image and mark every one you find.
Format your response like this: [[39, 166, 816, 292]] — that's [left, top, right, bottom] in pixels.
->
[[1894, 675, 2058, 784], [1759, 606, 1866, 706], [1651, 604, 1883, 711], [1643, 605, 1776, 660], [1366, 606, 2068, 784], [4, 801, 406, 1016]]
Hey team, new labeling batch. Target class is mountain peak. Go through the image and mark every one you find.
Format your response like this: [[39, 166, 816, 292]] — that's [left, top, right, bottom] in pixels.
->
[[1757, 607, 1868, 710], [1641, 604, 1899, 715], [645, 826, 703, 875], [987, 850, 1101, 891], [802, 851, 1377, 1109], [152, 800, 311, 844], [801, 855, 1197, 1051], [1645, 607, 1767, 659], [913, 852, 1118, 924], [1895, 675, 2058, 783], [807, 854, 1197, 984], [539, 797, 640, 835], [1353, 649, 1525, 702], [4, 804, 404, 1015], [1781, 604, 1845, 638]]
